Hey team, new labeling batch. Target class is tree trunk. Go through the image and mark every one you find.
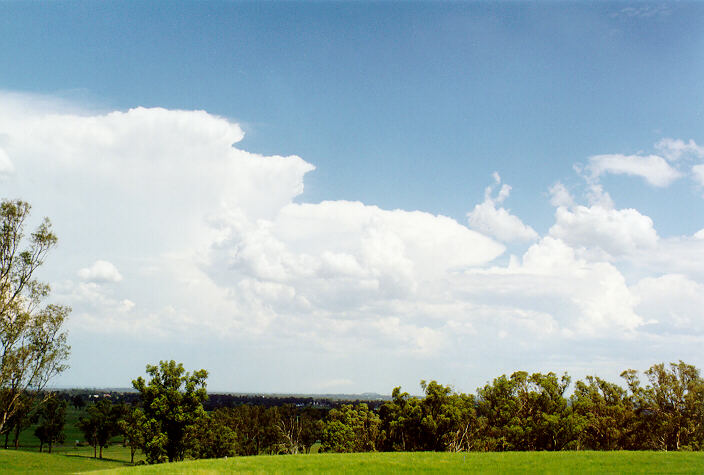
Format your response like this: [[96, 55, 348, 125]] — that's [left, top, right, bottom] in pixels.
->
[[99, 445, 103, 459], [48, 441, 52, 453], [4, 428, 9, 449], [130, 447, 135, 464], [13, 422, 20, 449], [93, 443, 97, 458], [39, 441, 43, 453]]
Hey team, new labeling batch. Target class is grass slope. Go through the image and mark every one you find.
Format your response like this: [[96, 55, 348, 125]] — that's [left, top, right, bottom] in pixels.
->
[[0, 449, 128, 473], [9, 406, 144, 464], [99, 451, 704, 474]]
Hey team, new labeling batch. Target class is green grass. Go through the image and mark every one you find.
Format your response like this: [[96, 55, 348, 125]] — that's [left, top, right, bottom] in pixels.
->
[[7, 405, 144, 464], [96, 451, 704, 474], [0, 448, 128, 473]]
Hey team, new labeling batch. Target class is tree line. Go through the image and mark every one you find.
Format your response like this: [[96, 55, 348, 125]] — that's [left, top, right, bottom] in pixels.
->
[[6, 359, 702, 463]]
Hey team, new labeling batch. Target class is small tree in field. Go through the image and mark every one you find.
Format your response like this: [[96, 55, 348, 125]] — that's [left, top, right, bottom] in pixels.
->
[[119, 406, 145, 464], [78, 399, 125, 459], [34, 395, 66, 453], [132, 360, 208, 463]]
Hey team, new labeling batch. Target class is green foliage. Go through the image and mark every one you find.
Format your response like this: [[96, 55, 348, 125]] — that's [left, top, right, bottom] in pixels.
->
[[132, 360, 208, 463], [33, 395, 66, 453], [119, 406, 146, 464], [322, 403, 382, 453], [622, 361, 704, 451], [77, 399, 125, 459], [185, 413, 236, 459], [1, 391, 37, 449], [211, 404, 324, 456], [214, 405, 281, 455], [0, 200, 70, 435], [571, 375, 634, 450], [475, 371, 575, 451]]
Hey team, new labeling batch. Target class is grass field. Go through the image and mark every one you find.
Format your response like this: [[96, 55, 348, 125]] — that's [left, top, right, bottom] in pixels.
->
[[0, 449, 128, 473], [7, 405, 145, 464], [92, 451, 704, 474], [1, 449, 703, 473], [4, 413, 704, 474]]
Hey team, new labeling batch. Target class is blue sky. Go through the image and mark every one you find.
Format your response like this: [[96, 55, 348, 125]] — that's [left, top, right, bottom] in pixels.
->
[[1, 1, 704, 393]]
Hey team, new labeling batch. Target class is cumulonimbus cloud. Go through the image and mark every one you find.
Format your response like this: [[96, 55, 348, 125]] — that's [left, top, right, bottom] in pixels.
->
[[2, 91, 703, 392]]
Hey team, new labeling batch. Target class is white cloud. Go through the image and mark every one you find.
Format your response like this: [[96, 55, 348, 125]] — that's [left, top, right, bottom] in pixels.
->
[[549, 204, 657, 257], [549, 182, 574, 208], [4, 91, 704, 393], [655, 138, 704, 162], [0, 147, 14, 176], [632, 274, 704, 333], [461, 237, 642, 335], [692, 164, 704, 187], [467, 173, 539, 242], [587, 153, 681, 187], [78, 260, 123, 283]]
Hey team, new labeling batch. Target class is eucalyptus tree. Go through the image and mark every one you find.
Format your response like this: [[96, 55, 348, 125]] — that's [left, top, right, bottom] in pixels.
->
[[0, 200, 71, 434], [132, 360, 208, 463], [622, 361, 704, 450]]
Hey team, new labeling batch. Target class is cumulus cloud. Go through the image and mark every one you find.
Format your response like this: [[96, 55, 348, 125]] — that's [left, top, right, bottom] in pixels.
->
[[467, 173, 539, 242], [587, 153, 681, 187], [461, 237, 642, 335], [549, 203, 657, 257], [655, 138, 704, 162], [3, 91, 704, 392], [78, 260, 123, 283]]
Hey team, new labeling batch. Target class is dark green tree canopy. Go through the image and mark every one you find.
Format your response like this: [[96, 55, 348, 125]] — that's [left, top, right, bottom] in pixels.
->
[[132, 360, 208, 463]]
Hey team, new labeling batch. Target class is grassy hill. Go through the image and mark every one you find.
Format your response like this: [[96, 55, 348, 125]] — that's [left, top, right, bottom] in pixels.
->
[[102, 451, 704, 474], [0, 449, 129, 473]]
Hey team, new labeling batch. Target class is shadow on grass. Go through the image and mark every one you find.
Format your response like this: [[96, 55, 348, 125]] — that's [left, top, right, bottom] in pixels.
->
[[63, 453, 134, 465]]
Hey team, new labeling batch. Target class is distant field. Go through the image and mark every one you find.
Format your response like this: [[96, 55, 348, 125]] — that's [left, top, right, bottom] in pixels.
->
[[97, 451, 704, 474]]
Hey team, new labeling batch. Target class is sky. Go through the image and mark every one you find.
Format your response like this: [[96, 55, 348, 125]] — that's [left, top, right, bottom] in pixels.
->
[[1, 1, 704, 394]]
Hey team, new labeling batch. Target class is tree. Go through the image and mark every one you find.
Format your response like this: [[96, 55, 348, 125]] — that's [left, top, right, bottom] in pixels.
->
[[2, 390, 36, 449], [622, 361, 704, 450], [322, 403, 383, 453], [186, 412, 236, 459], [0, 200, 71, 434], [379, 387, 423, 451], [78, 399, 125, 459], [571, 375, 634, 450], [132, 360, 208, 463], [71, 394, 86, 410], [119, 407, 146, 464], [33, 395, 66, 453], [216, 404, 281, 455]]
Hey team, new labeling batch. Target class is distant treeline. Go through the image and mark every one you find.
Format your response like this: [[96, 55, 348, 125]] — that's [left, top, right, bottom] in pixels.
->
[[3, 360, 703, 462], [56, 391, 385, 412], [195, 360, 704, 455]]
